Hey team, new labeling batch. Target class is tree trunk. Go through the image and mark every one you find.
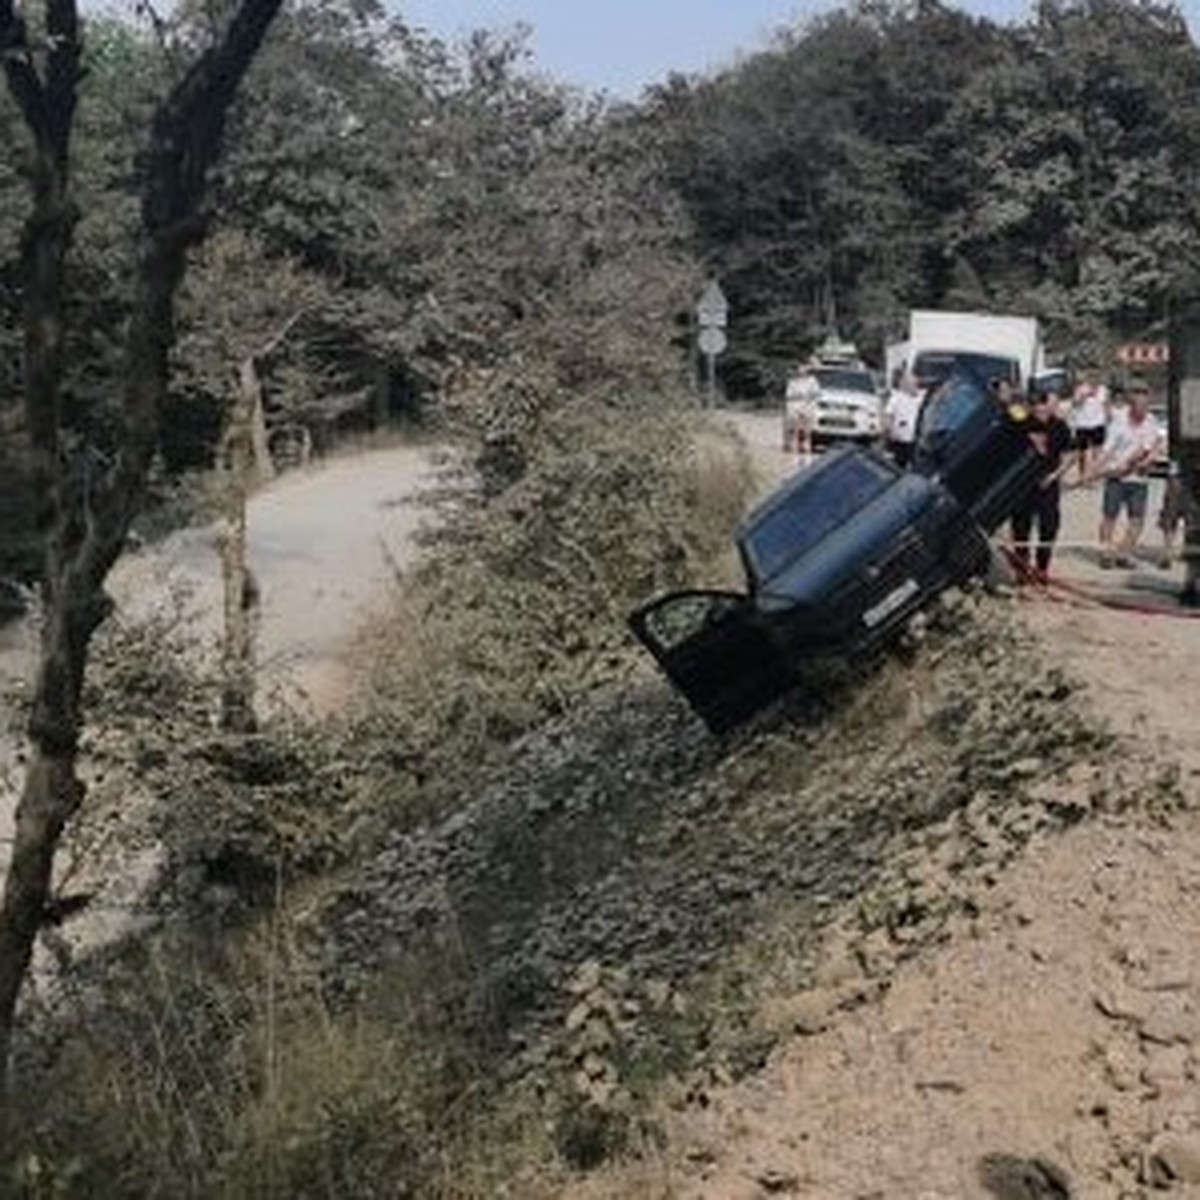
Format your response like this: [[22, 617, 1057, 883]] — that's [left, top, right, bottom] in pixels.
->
[[0, 0, 284, 1143], [218, 356, 264, 732]]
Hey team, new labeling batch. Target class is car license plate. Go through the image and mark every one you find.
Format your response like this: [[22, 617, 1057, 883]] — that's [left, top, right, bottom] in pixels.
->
[[863, 578, 920, 628]]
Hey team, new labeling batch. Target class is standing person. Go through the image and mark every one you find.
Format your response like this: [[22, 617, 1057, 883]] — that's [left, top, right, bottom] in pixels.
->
[[1157, 461, 1200, 578], [1157, 461, 1185, 569], [783, 364, 818, 455], [882, 372, 922, 468], [1010, 389, 1074, 583], [1070, 367, 1110, 480], [1092, 381, 1165, 568]]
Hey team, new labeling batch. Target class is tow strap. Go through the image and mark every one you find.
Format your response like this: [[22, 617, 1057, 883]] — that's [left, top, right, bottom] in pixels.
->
[[997, 544, 1200, 620]]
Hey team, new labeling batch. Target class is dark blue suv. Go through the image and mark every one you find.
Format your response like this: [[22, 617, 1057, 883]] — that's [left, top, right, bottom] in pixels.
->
[[628, 376, 1045, 732]]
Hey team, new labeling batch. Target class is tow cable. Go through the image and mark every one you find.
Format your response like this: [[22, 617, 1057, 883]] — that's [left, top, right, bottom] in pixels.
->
[[997, 544, 1200, 620]]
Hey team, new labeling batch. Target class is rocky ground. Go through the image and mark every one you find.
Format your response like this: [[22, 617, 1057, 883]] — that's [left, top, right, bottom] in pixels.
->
[[547, 421, 1200, 1200], [313, 576, 1191, 1199]]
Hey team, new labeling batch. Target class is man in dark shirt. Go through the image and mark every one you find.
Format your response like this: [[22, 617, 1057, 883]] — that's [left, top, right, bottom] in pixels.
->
[[1010, 390, 1074, 584]]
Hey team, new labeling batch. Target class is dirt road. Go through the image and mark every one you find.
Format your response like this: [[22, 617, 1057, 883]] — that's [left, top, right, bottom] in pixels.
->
[[112, 440, 439, 711]]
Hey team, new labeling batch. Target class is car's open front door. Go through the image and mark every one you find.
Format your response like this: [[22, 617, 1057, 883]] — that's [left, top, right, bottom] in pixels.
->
[[628, 590, 796, 733]]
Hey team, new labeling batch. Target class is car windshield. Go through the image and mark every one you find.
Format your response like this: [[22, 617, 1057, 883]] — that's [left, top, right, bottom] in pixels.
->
[[913, 351, 1018, 390], [813, 368, 876, 394], [743, 453, 894, 583]]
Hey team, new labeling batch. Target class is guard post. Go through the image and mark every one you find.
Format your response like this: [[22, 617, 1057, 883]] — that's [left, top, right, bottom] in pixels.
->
[[1166, 294, 1200, 604]]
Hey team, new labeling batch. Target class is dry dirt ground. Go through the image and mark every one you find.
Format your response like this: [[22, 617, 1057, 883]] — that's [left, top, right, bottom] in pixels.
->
[[564, 414, 1200, 1199]]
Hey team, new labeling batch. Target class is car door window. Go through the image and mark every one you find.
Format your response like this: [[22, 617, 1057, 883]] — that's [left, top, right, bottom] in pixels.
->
[[636, 591, 744, 654]]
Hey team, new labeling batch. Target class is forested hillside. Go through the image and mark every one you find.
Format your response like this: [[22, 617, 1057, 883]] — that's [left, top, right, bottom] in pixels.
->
[[649, 0, 1200, 396]]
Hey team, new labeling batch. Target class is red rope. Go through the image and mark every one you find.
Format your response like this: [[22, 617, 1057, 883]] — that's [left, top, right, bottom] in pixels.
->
[[998, 544, 1200, 620]]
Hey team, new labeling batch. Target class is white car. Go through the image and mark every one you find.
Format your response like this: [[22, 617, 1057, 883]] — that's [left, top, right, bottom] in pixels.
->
[[782, 365, 883, 451]]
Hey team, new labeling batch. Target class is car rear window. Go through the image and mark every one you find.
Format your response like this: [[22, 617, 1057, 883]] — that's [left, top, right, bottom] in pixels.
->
[[918, 376, 989, 440], [743, 453, 894, 583]]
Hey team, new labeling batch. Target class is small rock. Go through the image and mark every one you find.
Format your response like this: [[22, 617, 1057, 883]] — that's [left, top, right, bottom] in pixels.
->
[[977, 1152, 1071, 1199], [1141, 1042, 1190, 1093], [1103, 1041, 1143, 1092], [755, 1166, 800, 1194], [1140, 996, 1196, 1046], [1093, 981, 1149, 1025], [578, 1016, 614, 1053], [569, 959, 603, 995], [644, 978, 672, 1008], [580, 1052, 610, 1081], [565, 1000, 591, 1031], [1140, 959, 1193, 993], [1149, 1132, 1200, 1185], [1009, 757, 1045, 780]]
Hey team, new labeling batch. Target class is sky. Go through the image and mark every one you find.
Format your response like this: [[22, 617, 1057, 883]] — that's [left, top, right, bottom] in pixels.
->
[[394, 0, 1040, 100]]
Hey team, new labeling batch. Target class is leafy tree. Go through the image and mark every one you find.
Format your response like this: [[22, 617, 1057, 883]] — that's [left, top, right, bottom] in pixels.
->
[[0, 0, 283, 1135]]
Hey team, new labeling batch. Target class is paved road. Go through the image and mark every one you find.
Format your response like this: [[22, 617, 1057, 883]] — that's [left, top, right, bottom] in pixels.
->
[[111, 441, 439, 711]]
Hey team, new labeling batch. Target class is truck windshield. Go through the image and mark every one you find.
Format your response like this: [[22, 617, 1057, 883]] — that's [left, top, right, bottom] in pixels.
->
[[914, 351, 1018, 391], [743, 453, 894, 584]]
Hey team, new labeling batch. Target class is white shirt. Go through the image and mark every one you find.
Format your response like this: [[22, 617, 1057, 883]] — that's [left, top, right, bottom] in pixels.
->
[[1072, 383, 1109, 430], [1098, 406, 1163, 478], [883, 388, 923, 444]]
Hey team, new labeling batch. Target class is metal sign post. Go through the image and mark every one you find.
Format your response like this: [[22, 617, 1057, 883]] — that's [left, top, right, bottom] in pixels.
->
[[696, 280, 728, 406]]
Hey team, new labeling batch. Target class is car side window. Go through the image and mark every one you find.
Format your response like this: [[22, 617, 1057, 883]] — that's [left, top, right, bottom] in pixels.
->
[[916, 377, 990, 451]]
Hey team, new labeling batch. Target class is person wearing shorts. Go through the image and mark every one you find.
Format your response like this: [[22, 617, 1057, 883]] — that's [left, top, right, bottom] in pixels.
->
[[1070, 369, 1109, 480], [1093, 383, 1164, 567]]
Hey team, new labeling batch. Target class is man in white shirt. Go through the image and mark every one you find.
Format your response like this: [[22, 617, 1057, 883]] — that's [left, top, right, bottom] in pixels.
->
[[882, 373, 923, 468], [1091, 382, 1165, 567]]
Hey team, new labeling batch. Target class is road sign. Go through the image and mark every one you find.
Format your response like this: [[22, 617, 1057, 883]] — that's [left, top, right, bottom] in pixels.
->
[[698, 326, 727, 356], [1115, 342, 1169, 365], [696, 280, 728, 328]]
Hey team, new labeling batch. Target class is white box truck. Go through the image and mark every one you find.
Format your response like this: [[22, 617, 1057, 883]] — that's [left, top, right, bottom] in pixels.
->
[[898, 310, 1045, 393]]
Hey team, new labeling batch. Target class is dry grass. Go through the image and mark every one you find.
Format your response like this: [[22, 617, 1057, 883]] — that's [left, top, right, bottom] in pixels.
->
[[16, 914, 439, 1198]]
